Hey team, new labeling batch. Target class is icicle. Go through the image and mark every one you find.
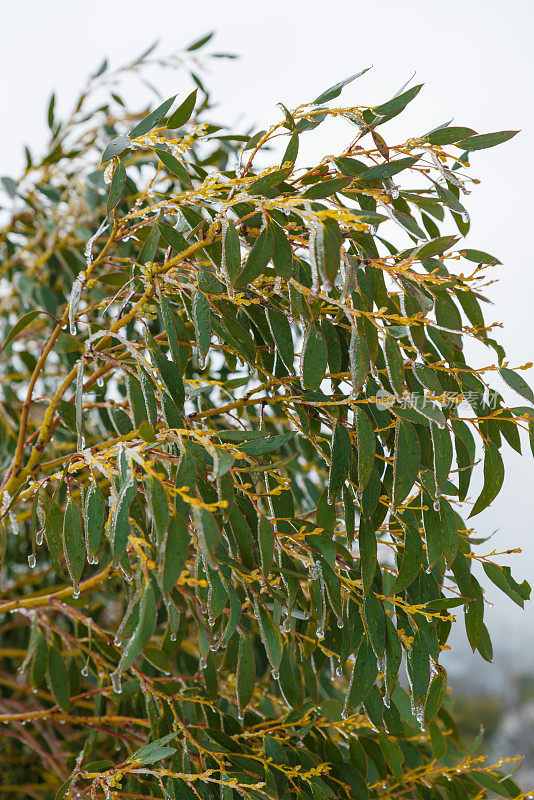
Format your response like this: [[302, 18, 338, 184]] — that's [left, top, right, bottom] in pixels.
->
[[27, 554, 36, 569], [110, 669, 122, 694], [84, 218, 109, 269], [75, 358, 85, 452], [460, 210, 469, 224], [69, 276, 83, 335], [308, 221, 321, 292], [349, 320, 361, 400], [206, 440, 219, 482], [219, 215, 235, 298]]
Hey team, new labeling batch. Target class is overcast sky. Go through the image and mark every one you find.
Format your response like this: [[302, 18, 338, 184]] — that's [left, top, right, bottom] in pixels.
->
[[2, 0, 533, 682]]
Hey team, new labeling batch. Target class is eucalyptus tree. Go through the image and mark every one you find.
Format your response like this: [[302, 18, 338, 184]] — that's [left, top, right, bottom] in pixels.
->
[[0, 35, 531, 800]]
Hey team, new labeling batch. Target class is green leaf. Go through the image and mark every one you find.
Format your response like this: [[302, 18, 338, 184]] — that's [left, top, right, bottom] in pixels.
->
[[138, 224, 160, 264], [193, 290, 211, 357], [266, 307, 294, 370], [384, 335, 405, 397], [360, 155, 420, 181], [359, 518, 377, 596], [391, 514, 422, 594], [461, 248, 501, 264], [129, 95, 176, 138], [300, 324, 328, 390], [424, 667, 447, 722], [456, 130, 519, 151], [500, 367, 534, 404], [258, 605, 283, 668], [102, 134, 130, 163], [349, 326, 371, 395], [237, 634, 256, 711], [424, 126, 477, 145], [279, 643, 303, 709], [482, 562, 530, 608], [156, 149, 192, 184], [315, 218, 342, 286], [128, 732, 178, 764], [84, 482, 105, 559], [63, 498, 85, 587], [235, 227, 274, 288], [302, 176, 351, 199], [48, 646, 70, 712], [258, 514, 275, 575], [166, 89, 197, 128], [329, 421, 352, 501], [223, 220, 241, 284], [346, 637, 377, 711], [354, 408, 375, 491], [186, 31, 214, 51], [157, 221, 188, 253], [271, 223, 293, 280], [110, 477, 137, 561], [372, 84, 423, 116], [362, 591, 386, 656], [116, 583, 157, 674], [469, 441, 504, 517], [106, 160, 126, 214], [313, 68, 371, 104], [1, 310, 46, 353], [392, 419, 420, 508]]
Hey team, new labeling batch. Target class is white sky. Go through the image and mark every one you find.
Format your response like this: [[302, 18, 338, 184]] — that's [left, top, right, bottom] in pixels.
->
[[2, 0, 534, 683]]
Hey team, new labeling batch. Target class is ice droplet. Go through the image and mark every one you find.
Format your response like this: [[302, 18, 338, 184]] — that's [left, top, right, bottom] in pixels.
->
[[433, 499, 441, 512], [271, 668, 279, 680], [72, 584, 80, 599], [36, 529, 44, 546], [237, 710, 244, 722], [208, 615, 215, 627], [199, 656, 207, 670], [337, 617, 344, 628], [110, 670, 122, 694], [96, 376, 104, 388], [390, 184, 400, 199], [460, 211, 469, 224], [81, 665, 89, 677], [316, 627, 325, 640], [27, 554, 36, 569]]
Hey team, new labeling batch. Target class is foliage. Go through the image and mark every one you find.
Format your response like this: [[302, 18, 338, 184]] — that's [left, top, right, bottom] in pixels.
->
[[0, 34, 532, 800]]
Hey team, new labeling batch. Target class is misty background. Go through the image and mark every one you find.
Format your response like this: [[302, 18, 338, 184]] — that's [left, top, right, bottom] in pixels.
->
[[2, 0, 533, 777]]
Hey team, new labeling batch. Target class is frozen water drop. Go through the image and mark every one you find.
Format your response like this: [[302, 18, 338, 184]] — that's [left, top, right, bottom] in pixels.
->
[[237, 710, 244, 722], [97, 376, 104, 388], [271, 668, 279, 680], [199, 656, 207, 670], [72, 585, 80, 599], [27, 554, 36, 569], [208, 615, 215, 628], [81, 665, 89, 677], [110, 670, 122, 694], [316, 627, 325, 641], [170, 633, 177, 642], [337, 617, 344, 628], [460, 211, 469, 224], [36, 529, 44, 546], [433, 499, 440, 512]]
